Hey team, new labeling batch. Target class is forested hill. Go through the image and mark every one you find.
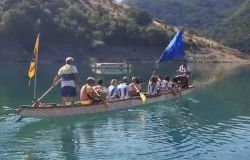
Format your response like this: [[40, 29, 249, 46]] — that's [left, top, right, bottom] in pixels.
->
[[123, 0, 250, 53], [0, 0, 246, 62], [0, 0, 172, 61], [0, 0, 157, 49], [209, 0, 250, 52]]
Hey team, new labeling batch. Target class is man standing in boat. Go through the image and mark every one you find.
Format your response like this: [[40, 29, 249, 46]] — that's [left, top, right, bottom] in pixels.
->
[[177, 60, 191, 77], [175, 60, 191, 88], [53, 57, 80, 106]]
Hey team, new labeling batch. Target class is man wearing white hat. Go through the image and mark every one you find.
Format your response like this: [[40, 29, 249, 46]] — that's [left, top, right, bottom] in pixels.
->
[[53, 57, 80, 105]]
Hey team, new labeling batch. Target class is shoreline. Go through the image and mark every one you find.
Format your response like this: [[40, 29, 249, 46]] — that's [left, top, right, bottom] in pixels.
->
[[0, 43, 249, 64], [2, 59, 250, 65]]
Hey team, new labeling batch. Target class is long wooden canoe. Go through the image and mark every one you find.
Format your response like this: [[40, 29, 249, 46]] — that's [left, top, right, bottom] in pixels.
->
[[17, 86, 194, 119]]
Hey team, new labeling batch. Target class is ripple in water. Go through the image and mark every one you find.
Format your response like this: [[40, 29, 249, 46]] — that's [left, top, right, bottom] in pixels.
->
[[0, 102, 250, 159]]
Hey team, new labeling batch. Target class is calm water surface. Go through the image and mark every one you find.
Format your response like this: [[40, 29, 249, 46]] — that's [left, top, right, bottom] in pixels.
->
[[0, 62, 250, 160]]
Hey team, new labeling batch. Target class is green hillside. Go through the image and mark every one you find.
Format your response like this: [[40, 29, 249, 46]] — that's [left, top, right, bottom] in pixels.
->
[[0, 0, 164, 48], [0, 0, 245, 62], [209, 0, 250, 53], [123, 0, 250, 53], [0, 0, 207, 61]]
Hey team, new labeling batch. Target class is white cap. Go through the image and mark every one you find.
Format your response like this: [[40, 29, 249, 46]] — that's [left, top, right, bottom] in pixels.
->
[[65, 57, 74, 62], [87, 77, 95, 81]]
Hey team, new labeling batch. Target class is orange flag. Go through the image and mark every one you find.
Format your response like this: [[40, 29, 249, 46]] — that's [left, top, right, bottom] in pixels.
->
[[28, 34, 40, 85]]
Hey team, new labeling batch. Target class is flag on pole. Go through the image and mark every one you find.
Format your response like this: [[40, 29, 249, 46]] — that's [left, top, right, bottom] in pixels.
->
[[157, 31, 185, 64], [28, 34, 40, 85]]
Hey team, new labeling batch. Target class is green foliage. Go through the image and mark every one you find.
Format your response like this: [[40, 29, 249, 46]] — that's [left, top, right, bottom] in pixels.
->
[[0, 0, 169, 49], [144, 26, 168, 46], [124, 0, 250, 52], [127, 7, 152, 26], [209, 0, 250, 52]]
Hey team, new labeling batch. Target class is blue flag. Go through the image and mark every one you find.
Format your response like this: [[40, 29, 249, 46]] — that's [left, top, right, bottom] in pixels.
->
[[158, 31, 184, 63]]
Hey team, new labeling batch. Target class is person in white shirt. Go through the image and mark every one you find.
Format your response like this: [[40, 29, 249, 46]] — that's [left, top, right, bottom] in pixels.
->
[[108, 79, 120, 100], [177, 61, 191, 76], [176, 60, 191, 88], [157, 76, 166, 91], [148, 76, 158, 96], [53, 57, 80, 106], [117, 76, 130, 99], [162, 75, 170, 91]]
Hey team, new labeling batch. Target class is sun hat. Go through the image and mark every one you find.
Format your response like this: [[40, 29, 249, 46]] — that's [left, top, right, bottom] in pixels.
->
[[65, 57, 74, 63]]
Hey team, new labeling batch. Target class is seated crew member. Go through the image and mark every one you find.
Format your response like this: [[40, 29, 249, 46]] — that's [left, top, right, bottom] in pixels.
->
[[108, 79, 120, 100], [93, 79, 108, 98], [80, 77, 99, 105], [128, 77, 141, 97], [117, 76, 130, 99], [171, 77, 181, 92], [53, 57, 80, 106], [157, 75, 166, 92], [161, 75, 170, 92], [148, 76, 158, 96]]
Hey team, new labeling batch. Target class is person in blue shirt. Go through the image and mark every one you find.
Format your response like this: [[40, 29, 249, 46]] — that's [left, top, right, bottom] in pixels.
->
[[108, 79, 120, 100]]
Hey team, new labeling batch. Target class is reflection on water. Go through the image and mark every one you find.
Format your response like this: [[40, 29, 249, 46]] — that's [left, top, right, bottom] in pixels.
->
[[61, 126, 79, 160], [0, 63, 250, 159]]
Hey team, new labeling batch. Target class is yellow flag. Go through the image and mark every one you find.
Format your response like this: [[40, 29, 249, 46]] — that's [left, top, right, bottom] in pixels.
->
[[140, 92, 147, 103], [28, 61, 36, 79], [33, 34, 40, 55], [28, 34, 40, 84]]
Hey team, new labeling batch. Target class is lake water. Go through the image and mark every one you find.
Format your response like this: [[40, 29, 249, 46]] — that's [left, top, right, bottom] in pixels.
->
[[0, 62, 250, 160]]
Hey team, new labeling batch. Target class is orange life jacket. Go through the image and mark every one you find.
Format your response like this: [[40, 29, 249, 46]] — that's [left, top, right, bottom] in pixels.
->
[[81, 85, 92, 101]]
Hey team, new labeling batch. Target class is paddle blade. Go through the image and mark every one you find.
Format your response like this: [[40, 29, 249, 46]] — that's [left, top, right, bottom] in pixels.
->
[[15, 116, 23, 123], [140, 93, 147, 103]]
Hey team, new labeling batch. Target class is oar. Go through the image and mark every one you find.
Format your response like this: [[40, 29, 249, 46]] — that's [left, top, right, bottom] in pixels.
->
[[134, 84, 147, 103], [31, 78, 61, 107], [14, 78, 61, 123]]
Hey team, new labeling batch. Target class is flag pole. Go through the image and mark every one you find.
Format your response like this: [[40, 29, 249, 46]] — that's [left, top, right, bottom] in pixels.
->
[[33, 33, 40, 100], [33, 52, 38, 99]]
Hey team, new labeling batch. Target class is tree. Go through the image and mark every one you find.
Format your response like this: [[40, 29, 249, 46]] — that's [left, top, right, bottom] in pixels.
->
[[127, 7, 152, 26]]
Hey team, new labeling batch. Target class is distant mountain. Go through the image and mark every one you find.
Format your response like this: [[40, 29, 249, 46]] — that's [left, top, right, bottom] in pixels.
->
[[123, 0, 250, 53]]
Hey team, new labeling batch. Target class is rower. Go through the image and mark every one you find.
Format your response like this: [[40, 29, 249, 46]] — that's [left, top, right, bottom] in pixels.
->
[[93, 79, 108, 98], [128, 77, 141, 97], [53, 57, 80, 106], [171, 77, 181, 91], [148, 76, 158, 95], [157, 75, 166, 92], [161, 75, 170, 92], [108, 79, 120, 100], [80, 77, 99, 105], [117, 76, 130, 99]]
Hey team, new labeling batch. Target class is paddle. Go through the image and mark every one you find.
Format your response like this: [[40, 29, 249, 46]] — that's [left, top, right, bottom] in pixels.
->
[[31, 78, 62, 107], [133, 84, 147, 103], [14, 78, 61, 123]]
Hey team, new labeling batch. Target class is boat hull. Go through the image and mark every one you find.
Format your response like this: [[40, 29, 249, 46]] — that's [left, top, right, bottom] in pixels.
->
[[18, 87, 194, 119]]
